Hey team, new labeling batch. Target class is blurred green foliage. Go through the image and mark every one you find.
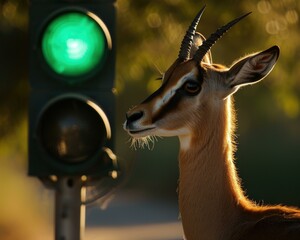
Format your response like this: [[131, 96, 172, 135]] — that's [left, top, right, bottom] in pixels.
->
[[0, 0, 300, 238]]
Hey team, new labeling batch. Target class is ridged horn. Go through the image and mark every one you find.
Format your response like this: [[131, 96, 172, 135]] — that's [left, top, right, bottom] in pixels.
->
[[178, 5, 206, 61], [193, 12, 251, 62]]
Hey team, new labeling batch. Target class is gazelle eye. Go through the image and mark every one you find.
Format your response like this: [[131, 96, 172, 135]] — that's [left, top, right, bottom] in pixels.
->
[[183, 81, 201, 95]]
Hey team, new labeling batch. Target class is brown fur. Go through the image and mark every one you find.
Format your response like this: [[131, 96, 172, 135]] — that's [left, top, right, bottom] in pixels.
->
[[124, 45, 300, 239], [178, 96, 300, 240]]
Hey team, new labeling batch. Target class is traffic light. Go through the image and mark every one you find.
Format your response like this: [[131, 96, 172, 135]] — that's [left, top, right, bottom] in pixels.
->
[[28, 0, 117, 177]]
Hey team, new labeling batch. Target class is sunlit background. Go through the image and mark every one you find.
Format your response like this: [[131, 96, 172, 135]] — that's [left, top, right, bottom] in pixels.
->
[[0, 0, 300, 239]]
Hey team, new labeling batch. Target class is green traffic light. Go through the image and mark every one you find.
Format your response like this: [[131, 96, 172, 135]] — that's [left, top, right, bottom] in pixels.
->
[[41, 11, 111, 79]]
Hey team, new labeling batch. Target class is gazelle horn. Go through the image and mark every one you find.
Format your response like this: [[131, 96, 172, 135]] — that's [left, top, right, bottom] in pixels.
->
[[178, 5, 206, 61], [193, 12, 251, 62]]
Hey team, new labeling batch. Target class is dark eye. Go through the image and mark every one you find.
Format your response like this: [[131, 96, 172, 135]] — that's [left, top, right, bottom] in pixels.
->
[[183, 81, 201, 95]]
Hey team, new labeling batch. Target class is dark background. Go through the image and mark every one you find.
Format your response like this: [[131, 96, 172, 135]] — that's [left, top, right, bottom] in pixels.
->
[[0, 0, 299, 239]]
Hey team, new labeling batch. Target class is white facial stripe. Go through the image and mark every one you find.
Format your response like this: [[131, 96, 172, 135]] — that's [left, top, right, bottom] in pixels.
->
[[161, 73, 165, 82], [153, 69, 197, 113]]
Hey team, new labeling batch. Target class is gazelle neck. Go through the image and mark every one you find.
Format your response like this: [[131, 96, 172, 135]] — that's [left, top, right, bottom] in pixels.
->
[[178, 97, 251, 240]]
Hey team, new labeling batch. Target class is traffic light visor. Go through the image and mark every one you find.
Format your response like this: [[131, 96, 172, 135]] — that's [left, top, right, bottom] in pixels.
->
[[41, 11, 111, 79]]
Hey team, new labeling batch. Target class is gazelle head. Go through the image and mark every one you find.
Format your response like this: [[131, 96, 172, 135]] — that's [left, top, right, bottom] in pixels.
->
[[124, 6, 279, 146]]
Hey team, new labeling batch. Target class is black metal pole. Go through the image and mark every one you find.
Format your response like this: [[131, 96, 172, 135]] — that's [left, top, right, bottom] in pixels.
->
[[55, 177, 85, 240]]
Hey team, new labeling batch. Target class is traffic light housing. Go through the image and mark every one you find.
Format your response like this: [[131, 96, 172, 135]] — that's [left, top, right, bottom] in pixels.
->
[[28, 0, 117, 177]]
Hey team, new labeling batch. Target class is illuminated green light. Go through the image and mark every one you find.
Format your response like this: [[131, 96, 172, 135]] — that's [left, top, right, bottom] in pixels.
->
[[41, 12, 110, 79]]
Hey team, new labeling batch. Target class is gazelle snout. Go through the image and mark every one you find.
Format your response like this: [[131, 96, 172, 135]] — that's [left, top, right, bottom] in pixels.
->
[[124, 107, 156, 137], [125, 110, 144, 128]]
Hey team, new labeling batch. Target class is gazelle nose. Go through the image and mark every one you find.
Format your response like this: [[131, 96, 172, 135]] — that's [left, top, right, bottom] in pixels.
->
[[126, 111, 144, 125]]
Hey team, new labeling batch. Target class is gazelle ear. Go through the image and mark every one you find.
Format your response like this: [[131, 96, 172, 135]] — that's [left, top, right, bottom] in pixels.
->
[[190, 32, 212, 64], [226, 46, 279, 90]]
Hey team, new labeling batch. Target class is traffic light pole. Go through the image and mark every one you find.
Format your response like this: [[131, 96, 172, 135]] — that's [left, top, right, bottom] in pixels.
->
[[29, 1, 117, 239], [55, 177, 85, 240]]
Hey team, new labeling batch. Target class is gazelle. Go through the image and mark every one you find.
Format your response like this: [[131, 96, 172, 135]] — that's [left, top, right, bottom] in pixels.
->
[[124, 6, 300, 240]]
